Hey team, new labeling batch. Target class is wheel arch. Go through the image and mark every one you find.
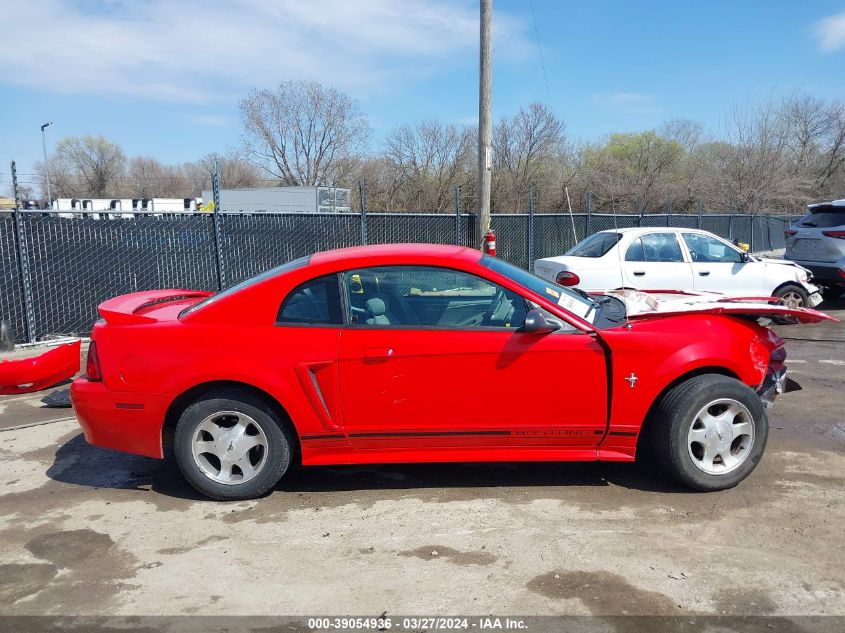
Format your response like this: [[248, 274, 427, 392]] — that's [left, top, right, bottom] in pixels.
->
[[771, 280, 806, 297], [162, 380, 301, 462], [636, 365, 741, 457]]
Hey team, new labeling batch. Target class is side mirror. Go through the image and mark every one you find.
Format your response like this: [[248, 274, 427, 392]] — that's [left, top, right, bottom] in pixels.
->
[[740, 252, 751, 263], [521, 309, 562, 334]]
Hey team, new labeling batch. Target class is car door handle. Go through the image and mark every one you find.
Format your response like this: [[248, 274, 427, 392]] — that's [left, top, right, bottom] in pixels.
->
[[698, 271, 710, 276], [363, 347, 394, 363], [632, 271, 646, 276]]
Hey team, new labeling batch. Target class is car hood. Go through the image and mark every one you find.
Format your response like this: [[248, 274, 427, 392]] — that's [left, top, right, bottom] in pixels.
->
[[603, 289, 836, 325]]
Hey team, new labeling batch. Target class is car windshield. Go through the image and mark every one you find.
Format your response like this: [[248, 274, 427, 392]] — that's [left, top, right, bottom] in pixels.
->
[[180, 256, 310, 317], [565, 232, 622, 257], [480, 255, 595, 321]]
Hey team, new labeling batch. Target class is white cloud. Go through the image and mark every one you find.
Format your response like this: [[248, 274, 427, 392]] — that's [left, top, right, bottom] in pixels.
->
[[0, 0, 529, 103], [591, 92, 661, 114], [813, 11, 845, 52]]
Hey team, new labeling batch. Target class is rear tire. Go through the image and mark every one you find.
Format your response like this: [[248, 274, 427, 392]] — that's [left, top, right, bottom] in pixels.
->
[[650, 374, 768, 491], [174, 389, 293, 501], [773, 284, 809, 308]]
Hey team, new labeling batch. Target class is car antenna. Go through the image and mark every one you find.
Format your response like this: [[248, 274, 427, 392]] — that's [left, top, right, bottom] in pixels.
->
[[608, 178, 632, 329]]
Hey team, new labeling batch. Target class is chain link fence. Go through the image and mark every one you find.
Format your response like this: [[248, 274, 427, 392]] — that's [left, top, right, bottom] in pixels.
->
[[0, 208, 799, 343]]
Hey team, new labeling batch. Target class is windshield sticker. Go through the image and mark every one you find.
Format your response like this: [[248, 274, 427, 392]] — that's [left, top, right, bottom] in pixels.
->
[[557, 293, 591, 319]]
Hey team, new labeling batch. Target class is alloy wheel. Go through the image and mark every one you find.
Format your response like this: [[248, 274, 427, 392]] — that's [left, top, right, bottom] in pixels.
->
[[687, 398, 755, 475], [191, 411, 269, 485]]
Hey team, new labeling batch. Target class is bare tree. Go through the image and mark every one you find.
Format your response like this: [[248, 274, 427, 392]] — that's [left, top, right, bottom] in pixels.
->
[[182, 152, 262, 197], [709, 101, 811, 213], [240, 80, 370, 186], [133, 160, 192, 198], [383, 121, 474, 212], [493, 103, 568, 212], [783, 94, 845, 199], [42, 136, 126, 198]]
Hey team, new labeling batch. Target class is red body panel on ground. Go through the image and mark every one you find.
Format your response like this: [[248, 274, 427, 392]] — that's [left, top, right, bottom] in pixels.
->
[[1, 340, 80, 395], [70, 244, 817, 467]]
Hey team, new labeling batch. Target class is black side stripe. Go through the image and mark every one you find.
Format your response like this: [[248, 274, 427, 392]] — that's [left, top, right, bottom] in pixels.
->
[[349, 430, 511, 438], [608, 431, 637, 437], [303, 430, 611, 440]]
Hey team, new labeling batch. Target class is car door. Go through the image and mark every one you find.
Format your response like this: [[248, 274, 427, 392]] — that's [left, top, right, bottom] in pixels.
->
[[622, 232, 695, 290], [337, 265, 608, 451], [272, 273, 346, 432], [680, 232, 761, 296]]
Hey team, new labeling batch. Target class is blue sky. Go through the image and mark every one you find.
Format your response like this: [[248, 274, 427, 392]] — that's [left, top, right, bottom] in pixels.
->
[[2, 0, 844, 192]]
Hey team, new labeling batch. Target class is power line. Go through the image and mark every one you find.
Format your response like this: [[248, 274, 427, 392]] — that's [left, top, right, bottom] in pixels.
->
[[528, 0, 554, 107]]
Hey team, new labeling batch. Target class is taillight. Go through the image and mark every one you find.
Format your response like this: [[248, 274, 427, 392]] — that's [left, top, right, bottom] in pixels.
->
[[822, 230, 845, 239], [555, 271, 580, 287], [784, 229, 797, 238], [86, 341, 102, 381], [837, 269, 845, 280]]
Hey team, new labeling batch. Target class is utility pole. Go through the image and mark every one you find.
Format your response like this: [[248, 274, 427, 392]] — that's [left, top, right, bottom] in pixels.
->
[[476, 0, 493, 248], [40, 122, 53, 209]]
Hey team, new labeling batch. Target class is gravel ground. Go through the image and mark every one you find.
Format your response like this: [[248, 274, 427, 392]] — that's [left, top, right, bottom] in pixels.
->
[[0, 297, 843, 621]]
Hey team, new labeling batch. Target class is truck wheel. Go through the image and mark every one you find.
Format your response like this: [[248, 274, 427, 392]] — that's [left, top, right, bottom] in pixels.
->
[[773, 284, 809, 308], [650, 374, 768, 491], [174, 389, 293, 501]]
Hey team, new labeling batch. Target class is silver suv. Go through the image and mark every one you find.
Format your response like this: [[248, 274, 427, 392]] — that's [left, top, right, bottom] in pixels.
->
[[785, 200, 845, 300]]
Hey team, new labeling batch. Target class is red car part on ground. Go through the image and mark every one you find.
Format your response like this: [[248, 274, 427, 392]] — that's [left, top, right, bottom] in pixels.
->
[[70, 244, 834, 500], [0, 340, 81, 395]]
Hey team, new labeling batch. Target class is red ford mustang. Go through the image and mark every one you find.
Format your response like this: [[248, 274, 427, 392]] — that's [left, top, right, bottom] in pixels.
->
[[71, 244, 832, 500]]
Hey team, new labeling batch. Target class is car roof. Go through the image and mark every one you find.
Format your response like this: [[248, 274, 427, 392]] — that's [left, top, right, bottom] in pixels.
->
[[597, 226, 713, 236], [310, 242, 480, 266], [808, 199, 845, 211]]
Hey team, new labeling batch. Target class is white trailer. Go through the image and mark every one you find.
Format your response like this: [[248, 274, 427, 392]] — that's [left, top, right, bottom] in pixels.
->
[[200, 186, 351, 213]]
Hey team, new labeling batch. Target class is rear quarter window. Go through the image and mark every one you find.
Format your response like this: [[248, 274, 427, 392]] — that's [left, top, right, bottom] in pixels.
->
[[565, 232, 622, 257]]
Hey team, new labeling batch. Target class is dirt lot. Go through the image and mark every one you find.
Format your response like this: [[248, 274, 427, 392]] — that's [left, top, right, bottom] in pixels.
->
[[0, 299, 843, 619]]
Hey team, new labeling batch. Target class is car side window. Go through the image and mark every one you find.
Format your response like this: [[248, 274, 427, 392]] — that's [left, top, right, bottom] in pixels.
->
[[625, 238, 646, 262], [682, 233, 742, 263], [277, 275, 343, 325], [343, 265, 527, 329], [637, 233, 685, 263]]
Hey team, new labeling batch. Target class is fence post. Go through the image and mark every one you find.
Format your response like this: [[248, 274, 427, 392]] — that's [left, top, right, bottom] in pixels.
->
[[358, 181, 367, 245], [527, 188, 535, 270], [728, 214, 735, 240], [749, 215, 755, 252], [454, 185, 461, 246], [211, 160, 226, 291], [666, 196, 672, 227], [697, 201, 703, 229], [586, 191, 593, 234], [10, 161, 36, 343]]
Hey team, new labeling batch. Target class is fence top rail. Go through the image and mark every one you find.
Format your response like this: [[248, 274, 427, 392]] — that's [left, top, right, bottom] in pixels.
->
[[0, 209, 803, 221]]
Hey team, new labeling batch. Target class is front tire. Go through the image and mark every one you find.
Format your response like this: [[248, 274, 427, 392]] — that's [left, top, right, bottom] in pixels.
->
[[174, 389, 293, 500], [773, 284, 809, 308], [650, 374, 768, 491]]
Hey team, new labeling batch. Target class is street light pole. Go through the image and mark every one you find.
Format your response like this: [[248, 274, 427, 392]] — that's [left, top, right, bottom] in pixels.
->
[[476, 0, 493, 249], [40, 122, 53, 209]]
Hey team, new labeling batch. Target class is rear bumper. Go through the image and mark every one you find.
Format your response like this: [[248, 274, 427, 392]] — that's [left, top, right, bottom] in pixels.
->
[[70, 378, 171, 459]]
